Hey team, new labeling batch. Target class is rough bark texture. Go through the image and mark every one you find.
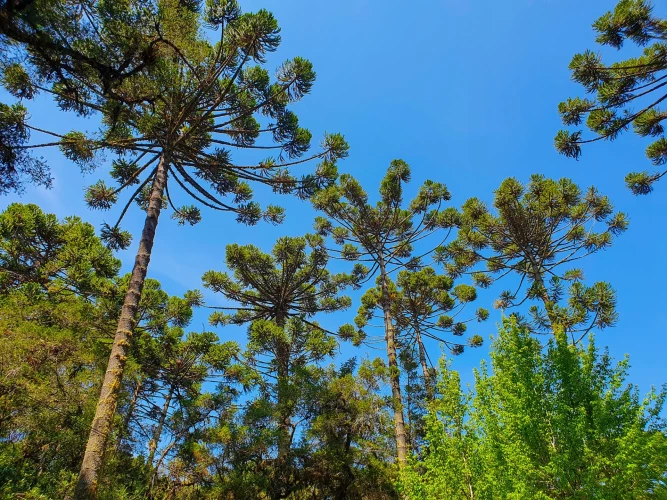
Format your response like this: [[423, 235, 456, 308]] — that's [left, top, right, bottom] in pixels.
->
[[273, 314, 292, 500], [380, 265, 408, 467], [75, 157, 168, 499], [147, 385, 173, 466]]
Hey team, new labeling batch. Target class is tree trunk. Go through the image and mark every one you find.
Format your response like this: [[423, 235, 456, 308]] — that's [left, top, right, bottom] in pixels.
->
[[147, 385, 174, 466], [274, 315, 291, 460], [116, 379, 143, 450], [415, 327, 433, 399], [273, 315, 292, 500], [75, 157, 168, 499], [379, 264, 408, 467]]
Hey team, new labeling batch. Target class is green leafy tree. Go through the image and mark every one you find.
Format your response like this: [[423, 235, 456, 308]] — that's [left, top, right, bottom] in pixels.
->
[[555, 0, 667, 195], [1, 2, 348, 494], [0, 202, 120, 295], [401, 319, 667, 499], [302, 358, 397, 499], [439, 175, 628, 343], [202, 235, 357, 498], [312, 160, 458, 467]]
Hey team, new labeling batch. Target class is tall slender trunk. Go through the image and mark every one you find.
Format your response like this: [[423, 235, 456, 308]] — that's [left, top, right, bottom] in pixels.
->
[[379, 263, 408, 467], [116, 379, 143, 450], [274, 315, 291, 461], [75, 157, 168, 499], [273, 314, 292, 500], [147, 385, 174, 466], [415, 327, 433, 399]]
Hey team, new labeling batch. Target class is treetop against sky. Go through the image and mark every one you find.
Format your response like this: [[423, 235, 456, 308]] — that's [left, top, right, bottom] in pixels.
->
[[1, 0, 665, 393]]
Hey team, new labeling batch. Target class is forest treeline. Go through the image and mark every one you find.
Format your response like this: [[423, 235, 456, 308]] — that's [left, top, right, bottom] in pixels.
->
[[1, 0, 667, 499]]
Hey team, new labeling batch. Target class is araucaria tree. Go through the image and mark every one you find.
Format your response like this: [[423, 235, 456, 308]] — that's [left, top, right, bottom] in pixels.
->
[[555, 0, 667, 195], [392, 267, 488, 398], [439, 175, 628, 343], [202, 235, 359, 498], [311, 160, 460, 466], [2, 1, 348, 496]]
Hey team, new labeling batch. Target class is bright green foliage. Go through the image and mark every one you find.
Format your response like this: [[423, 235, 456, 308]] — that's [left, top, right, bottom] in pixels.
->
[[1, 0, 348, 241], [555, 0, 667, 194], [438, 175, 627, 342], [401, 319, 667, 499], [0, 202, 120, 295]]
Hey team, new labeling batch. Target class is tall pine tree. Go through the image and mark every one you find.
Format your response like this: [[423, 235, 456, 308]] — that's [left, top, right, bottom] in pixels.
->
[[0, 2, 348, 495], [311, 159, 458, 466], [202, 235, 359, 498]]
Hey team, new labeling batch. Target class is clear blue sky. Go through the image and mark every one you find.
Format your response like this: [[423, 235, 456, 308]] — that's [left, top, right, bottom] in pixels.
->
[[3, 0, 666, 393]]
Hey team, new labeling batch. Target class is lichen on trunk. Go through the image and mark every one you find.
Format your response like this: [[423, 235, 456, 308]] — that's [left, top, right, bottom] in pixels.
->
[[75, 156, 168, 499]]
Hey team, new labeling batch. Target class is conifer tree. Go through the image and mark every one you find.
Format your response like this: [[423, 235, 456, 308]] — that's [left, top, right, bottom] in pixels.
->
[[0, 202, 120, 295], [303, 358, 396, 498], [202, 235, 358, 498], [555, 0, 667, 194], [439, 175, 628, 343], [0, 0, 162, 194], [391, 267, 487, 398], [0, 2, 348, 495], [0, 204, 189, 497], [311, 160, 458, 466]]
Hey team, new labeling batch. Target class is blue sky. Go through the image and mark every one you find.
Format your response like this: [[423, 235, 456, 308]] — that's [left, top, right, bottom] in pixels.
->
[[3, 0, 666, 393]]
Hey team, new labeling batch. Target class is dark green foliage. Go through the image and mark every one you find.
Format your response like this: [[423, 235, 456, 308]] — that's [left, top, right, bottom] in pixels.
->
[[438, 175, 627, 342], [556, 0, 667, 194], [203, 235, 358, 329], [0, 103, 50, 194], [0, 203, 120, 294], [313, 160, 469, 466], [392, 267, 487, 356], [1, 0, 348, 248], [202, 235, 360, 498]]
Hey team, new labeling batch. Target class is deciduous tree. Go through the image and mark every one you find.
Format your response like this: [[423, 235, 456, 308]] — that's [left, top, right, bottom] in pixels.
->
[[402, 319, 667, 499]]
